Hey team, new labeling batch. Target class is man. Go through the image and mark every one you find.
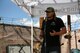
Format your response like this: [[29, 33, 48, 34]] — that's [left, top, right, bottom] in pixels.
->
[[40, 7, 67, 53]]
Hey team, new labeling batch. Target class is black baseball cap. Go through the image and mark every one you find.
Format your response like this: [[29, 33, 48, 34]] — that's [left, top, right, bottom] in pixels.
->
[[45, 7, 55, 12]]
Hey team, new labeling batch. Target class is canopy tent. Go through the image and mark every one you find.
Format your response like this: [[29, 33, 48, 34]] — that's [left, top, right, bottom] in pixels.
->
[[11, 0, 80, 17], [11, 0, 80, 31], [10, 0, 80, 53]]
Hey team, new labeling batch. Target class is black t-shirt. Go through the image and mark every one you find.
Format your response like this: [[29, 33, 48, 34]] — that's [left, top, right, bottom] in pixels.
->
[[41, 17, 65, 47]]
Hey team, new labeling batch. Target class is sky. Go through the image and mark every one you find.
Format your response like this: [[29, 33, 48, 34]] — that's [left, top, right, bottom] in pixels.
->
[[0, 0, 30, 18], [0, 0, 32, 26], [0, 0, 80, 31], [0, 0, 40, 27]]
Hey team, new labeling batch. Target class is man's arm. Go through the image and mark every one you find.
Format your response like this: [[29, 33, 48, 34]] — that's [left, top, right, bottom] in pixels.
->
[[50, 27, 67, 36], [39, 30, 44, 39]]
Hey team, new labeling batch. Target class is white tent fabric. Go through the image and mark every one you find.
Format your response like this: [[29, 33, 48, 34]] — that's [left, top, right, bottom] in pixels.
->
[[11, 0, 80, 30], [11, 0, 79, 17]]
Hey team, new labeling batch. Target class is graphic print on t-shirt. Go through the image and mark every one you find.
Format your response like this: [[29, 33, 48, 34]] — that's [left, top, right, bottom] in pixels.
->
[[51, 22, 56, 26]]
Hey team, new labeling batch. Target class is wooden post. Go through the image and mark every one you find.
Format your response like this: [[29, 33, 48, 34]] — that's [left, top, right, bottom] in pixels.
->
[[74, 30, 78, 49], [67, 15, 71, 53]]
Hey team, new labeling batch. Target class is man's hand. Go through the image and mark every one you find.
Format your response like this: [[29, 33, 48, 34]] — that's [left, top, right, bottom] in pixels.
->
[[39, 30, 44, 39], [50, 30, 57, 36], [50, 27, 67, 36]]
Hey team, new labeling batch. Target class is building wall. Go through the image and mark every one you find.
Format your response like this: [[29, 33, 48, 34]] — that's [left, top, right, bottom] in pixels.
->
[[0, 24, 80, 53], [0, 24, 31, 53]]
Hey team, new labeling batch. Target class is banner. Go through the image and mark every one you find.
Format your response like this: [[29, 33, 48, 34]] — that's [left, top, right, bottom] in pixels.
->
[[12, 0, 79, 17], [31, 2, 79, 17]]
